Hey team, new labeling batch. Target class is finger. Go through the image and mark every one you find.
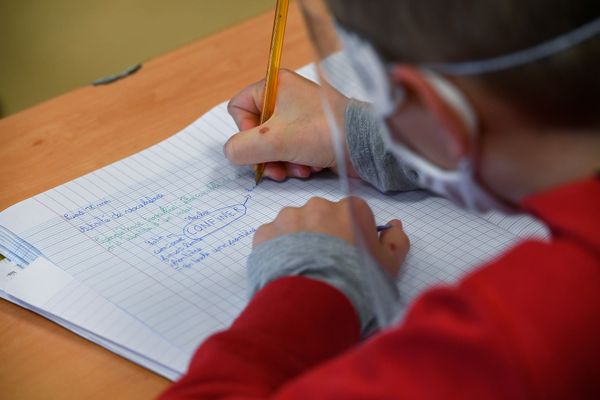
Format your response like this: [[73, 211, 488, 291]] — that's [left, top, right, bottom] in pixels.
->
[[378, 219, 410, 276], [224, 124, 286, 165], [274, 205, 303, 229], [285, 163, 312, 179], [253, 222, 276, 248], [264, 162, 288, 182], [227, 80, 265, 131], [343, 196, 376, 229], [339, 197, 377, 246], [237, 114, 260, 132]]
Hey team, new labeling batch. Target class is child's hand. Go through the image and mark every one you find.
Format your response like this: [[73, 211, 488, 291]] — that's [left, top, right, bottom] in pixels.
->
[[224, 69, 354, 181], [253, 197, 409, 277]]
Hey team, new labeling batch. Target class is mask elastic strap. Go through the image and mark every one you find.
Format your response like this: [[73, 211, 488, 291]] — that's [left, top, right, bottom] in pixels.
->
[[423, 17, 600, 76], [419, 70, 478, 135]]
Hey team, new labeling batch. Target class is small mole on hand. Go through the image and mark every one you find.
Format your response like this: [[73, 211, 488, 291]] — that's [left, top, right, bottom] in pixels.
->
[[33, 139, 44, 147], [259, 127, 270, 135]]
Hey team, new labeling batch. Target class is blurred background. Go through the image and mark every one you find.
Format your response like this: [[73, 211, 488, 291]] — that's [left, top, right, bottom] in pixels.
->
[[0, 0, 274, 118]]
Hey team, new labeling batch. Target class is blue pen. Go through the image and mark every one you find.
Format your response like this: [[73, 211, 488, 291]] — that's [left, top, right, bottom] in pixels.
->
[[376, 224, 392, 232]]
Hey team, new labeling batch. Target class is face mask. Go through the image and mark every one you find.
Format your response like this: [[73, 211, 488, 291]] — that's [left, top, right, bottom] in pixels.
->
[[382, 71, 515, 213], [335, 17, 600, 213], [337, 26, 513, 212]]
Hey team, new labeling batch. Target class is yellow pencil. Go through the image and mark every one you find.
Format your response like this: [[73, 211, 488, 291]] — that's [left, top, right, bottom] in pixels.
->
[[255, 0, 290, 185]]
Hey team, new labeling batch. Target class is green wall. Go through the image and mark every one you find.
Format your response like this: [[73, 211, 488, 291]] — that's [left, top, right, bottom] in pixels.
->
[[0, 0, 275, 117]]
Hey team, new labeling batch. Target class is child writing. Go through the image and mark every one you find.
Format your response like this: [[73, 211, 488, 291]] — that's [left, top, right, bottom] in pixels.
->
[[162, 0, 600, 398]]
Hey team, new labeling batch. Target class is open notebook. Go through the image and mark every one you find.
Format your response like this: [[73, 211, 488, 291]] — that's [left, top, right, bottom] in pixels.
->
[[0, 64, 547, 380]]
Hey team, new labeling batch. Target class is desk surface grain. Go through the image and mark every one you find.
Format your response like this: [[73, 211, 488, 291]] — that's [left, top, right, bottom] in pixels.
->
[[0, 5, 312, 399]]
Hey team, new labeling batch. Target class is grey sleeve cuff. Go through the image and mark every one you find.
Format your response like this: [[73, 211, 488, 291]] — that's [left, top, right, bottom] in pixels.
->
[[345, 98, 420, 193], [247, 232, 376, 335]]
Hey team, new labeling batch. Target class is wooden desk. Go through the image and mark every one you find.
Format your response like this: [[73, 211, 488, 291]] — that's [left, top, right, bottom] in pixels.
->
[[0, 5, 312, 399]]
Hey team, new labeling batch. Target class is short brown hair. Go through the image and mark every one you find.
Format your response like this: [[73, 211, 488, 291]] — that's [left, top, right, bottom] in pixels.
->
[[326, 0, 600, 128]]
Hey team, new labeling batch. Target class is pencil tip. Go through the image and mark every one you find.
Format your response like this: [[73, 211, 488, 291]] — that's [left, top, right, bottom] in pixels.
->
[[254, 164, 265, 185]]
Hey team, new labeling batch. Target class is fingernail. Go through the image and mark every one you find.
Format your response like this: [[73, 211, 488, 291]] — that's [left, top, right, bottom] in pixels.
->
[[291, 165, 308, 178], [297, 168, 310, 178]]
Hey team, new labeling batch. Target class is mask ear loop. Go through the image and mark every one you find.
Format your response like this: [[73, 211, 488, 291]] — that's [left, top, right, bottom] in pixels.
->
[[390, 66, 478, 162], [423, 16, 600, 76], [418, 71, 478, 135], [419, 71, 482, 210]]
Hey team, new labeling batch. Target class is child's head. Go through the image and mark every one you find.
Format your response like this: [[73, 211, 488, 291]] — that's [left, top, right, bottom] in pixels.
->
[[317, 0, 600, 207]]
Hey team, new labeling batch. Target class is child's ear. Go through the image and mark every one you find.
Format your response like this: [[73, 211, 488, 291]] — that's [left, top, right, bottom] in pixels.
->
[[388, 65, 474, 168]]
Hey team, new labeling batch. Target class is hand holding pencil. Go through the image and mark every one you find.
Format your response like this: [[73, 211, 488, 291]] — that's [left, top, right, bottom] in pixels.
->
[[223, 2, 354, 182]]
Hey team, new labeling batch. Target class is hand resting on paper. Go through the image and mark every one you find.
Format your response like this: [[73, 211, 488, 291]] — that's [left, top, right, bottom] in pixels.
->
[[224, 69, 358, 181], [253, 196, 409, 277]]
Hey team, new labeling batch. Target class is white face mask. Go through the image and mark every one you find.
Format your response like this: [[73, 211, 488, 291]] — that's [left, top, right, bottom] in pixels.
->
[[380, 121, 513, 213], [383, 76, 515, 213], [337, 26, 514, 213]]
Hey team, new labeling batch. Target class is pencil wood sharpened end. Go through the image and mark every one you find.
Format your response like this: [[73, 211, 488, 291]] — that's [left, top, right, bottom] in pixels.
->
[[255, 165, 266, 184]]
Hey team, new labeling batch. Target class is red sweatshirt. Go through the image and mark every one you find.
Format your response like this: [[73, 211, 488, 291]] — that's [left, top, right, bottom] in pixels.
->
[[161, 177, 600, 399]]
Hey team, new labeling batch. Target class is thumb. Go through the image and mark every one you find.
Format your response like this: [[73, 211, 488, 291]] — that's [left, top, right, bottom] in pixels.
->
[[378, 219, 409, 277], [223, 123, 286, 165]]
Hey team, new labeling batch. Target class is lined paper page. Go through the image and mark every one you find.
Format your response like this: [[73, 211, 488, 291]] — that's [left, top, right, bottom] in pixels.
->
[[0, 257, 188, 379], [0, 62, 547, 376]]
